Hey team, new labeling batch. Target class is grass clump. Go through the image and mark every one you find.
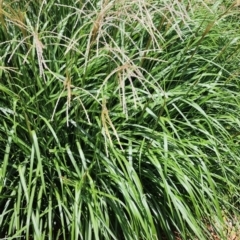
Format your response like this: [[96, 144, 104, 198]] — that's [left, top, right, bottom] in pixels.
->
[[0, 0, 240, 239]]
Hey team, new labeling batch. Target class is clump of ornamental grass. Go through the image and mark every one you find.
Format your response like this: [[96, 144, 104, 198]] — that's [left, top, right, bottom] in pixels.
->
[[0, 0, 240, 239]]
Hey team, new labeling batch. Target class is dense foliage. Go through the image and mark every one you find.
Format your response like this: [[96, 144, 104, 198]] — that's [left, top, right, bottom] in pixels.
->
[[0, 0, 240, 239]]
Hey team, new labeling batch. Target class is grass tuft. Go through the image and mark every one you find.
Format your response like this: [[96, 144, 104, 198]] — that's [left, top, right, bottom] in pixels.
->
[[0, 0, 240, 239]]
